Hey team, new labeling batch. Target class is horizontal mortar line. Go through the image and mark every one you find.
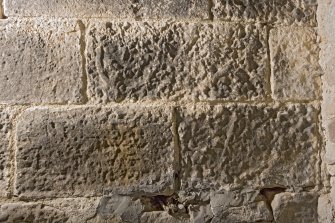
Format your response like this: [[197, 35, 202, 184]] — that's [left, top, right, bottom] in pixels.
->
[[0, 99, 321, 110], [0, 15, 317, 28]]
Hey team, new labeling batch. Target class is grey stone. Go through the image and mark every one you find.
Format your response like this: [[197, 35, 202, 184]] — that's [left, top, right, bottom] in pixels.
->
[[0, 108, 14, 197], [212, 0, 317, 26], [87, 21, 268, 103], [271, 192, 318, 223], [178, 104, 320, 191], [140, 211, 189, 223], [270, 27, 321, 100], [4, 0, 208, 19], [318, 194, 335, 223], [211, 201, 273, 223], [0, 198, 99, 223], [15, 106, 175, 198], [189, 204, 213, 223], [0, 19, 83, 104]]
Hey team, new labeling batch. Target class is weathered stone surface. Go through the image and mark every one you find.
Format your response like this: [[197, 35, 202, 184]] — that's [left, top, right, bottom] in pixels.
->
[[211, 201, 273, 223], [0, 108, 14, 197], [270, 27, 321, 101], [178, 104, 320, 191], [0, 0, 3, 19], [140, 212, 189, 223], [212, 0, 317, 26], [0, 198, 99, 222], [4, 0, 208, 19], [87, 21, 269, 103], [271, 192, 318, 223], [318, 194, 335, 223], [0, 19, 83, 104], [15, 106, 175, 198]]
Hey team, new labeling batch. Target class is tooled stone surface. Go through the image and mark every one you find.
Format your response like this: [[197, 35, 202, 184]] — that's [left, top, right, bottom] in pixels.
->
[[4, 0, 208, 19], [0, 198, 99, 222], [0, 108, 14, 197], [0, 19, 83, 104], [15, 106, 175, 198], [178, 104, 320, 191], [270, 27, 321, 101], [87, 21, 268, 103], [271, 192, 318, 223], [212, 0, 317, 26]]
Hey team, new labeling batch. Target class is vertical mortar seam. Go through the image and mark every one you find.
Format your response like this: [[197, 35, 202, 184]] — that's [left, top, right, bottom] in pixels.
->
[[77, 20, 89, 104], [208, 0, 214, 21], [172, 107, 182, 191]]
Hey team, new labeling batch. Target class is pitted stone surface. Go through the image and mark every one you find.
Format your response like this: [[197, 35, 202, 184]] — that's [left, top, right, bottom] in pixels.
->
[[212, 0, 317, 26], [0, 19, 83, 104], [15, 106, 175, 198], [270, 27, 321, 101], [0, 108, 14, 197], [178, 104, 320, 191], [4, 0, 208, 19], [87, 21, 268, 103], [0, 198, 99, 222], [271, 192, 318, 223]]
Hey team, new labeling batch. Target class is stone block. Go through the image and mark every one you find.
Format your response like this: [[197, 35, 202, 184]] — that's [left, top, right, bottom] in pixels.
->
[[15, 106, 175, 198], [4, 0, 209, 19], [270, 27, 321, 101], [0, 19, 83, 104], [178, 104, 320, 191], [0, 198, 99, 222], [271, 192, 318, 223], [0, 108, 14, 197], [87, 21, 269, 103], [212, 0, 317, 26]]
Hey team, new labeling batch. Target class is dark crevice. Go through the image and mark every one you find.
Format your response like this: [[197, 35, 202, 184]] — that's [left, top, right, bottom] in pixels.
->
[[172, 108, 182, 191], [208, 0, 214, 21], [260, 187, 286, 219], [0, 0, 7, 19], [77, 20, 89, 103]]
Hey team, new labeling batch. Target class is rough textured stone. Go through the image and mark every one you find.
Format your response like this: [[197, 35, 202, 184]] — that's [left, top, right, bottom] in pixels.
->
[[87, 21, 269, 103], [140, 212, 189, 223], [212, 0, 317, 26], [271, 192, 318, 223], [0, 19, 83, 104], [0, 198, 99, 222], [270, 27, 321, 101], [178, 104, 320, 191], [0, 108, 14, 197], [4, 0, 208, 19], [15, 106, 175, 198], [211, 201, 273, 223], [318, 194, 335, 223]]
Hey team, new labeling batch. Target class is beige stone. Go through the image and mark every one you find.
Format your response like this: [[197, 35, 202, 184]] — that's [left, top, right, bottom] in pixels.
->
[[318, 194, 335, 223], [270, 27, 321, 101], [15, 106, 175, 198], [212, 0, 317, 26], [271, 192, 318, 223], [0, 19, 83, 104], [0, 108, 14, 197], [178, 104, 320, 191], [4, 0, 208, 19], [87, 21, 269, 103], [140, 211, 189, 223], [0, 198, 99, 222]]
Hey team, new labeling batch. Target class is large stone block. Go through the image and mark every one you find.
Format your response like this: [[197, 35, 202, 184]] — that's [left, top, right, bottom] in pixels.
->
[[87, 21, 269, 103], [15, 106, 175, 198], [4, 0, 208, 19], [0, 108, 14, 197], [271, 192, 318, 223], [178, 104, 320, 191], [270, 27, 321, 101], [0, 198, 99, 222], [212, 0, 317, 26], [0, 19, 83, 104]]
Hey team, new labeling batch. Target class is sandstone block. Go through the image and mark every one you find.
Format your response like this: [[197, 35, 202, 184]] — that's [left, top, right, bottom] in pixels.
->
[[0, 198, 99, 222], [270, 27, 321, 100], [271, 192, 318, 223], [87, 21, 268, 103], [0, 108, 14, 197], [178, 104, 320, 191], [15, 106, 175, 198], [4, 0, 208, 19], [212, 0, 317, 26], [0, 19, 83, 104]]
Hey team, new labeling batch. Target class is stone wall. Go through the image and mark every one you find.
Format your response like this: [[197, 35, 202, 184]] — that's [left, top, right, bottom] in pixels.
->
[[0, 0, 332, 222]]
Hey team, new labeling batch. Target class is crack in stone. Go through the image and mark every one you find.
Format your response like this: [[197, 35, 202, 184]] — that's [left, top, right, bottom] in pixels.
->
[[77, 20, 89, 104]]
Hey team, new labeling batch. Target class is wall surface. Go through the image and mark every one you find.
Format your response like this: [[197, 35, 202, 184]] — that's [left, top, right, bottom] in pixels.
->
[[0, 0, 333, 222]]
